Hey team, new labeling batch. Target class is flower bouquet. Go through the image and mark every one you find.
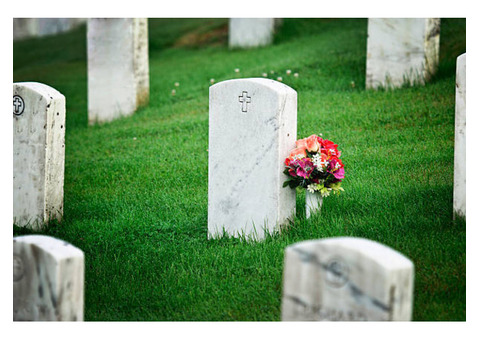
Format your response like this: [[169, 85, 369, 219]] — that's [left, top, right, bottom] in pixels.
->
[[283, 134, 345, 216]]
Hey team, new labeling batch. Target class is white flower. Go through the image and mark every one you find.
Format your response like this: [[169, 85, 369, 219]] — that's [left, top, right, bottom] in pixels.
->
[[234, 68, 240, 73], [312, 153, 328, 171], [174, 82, 180, 87], [171, 89, 176, 95], [262, 73, 268, 77], [307, 183, 322, 193], [277, 76, 283, 82], [320, 188, 332, 198], [293, 73, 299, 77], [210, 78, 215, 84], [286, 69, 292, 75]]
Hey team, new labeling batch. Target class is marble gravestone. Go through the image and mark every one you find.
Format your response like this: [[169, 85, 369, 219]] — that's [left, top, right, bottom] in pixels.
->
[[87, 18, 149, 124], [13, 82, 66, 229], [366, 18, 440, 89], [454, 53, 466, 218], [13, 235, 84, 321], [208, 78, 297, 240], [282, 237, 414, 321], [13, 18, 86, 41], [229, 18, 275, 49]]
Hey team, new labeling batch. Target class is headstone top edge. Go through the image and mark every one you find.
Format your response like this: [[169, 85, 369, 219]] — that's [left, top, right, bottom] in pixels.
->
[[13, 82, 64, 100], [210, 77, 296, 94], [287, 237, 413, 269], [13, 235, 84, 259]]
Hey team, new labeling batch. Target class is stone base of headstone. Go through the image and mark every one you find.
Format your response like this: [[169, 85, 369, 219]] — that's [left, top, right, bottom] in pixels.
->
[[13, 235, 84, 321], [13, 82, 66, 229], [282, 237, 414, 321], [453, 53, 466, 219], [87, 18, 149, 124], [366, 18, 440, 89]]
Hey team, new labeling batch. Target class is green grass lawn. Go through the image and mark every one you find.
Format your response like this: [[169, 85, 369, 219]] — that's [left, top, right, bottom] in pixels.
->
[[13, 18, 466, 321]]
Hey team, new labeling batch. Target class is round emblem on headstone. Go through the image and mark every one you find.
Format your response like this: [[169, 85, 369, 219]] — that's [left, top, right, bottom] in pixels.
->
[[13, 95, 25, 116], [326, 258, 349, 288], [13, 255, 25, 282]]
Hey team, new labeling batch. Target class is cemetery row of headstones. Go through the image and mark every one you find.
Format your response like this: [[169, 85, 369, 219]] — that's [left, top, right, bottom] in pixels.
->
[[13, 18, 464, 321], [16, 18, 462, 233], [232, 18, 442, 90], [13, 234, 413, 321]]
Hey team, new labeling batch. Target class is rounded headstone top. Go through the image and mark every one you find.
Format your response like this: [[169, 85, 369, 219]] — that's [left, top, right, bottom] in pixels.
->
[[288, 236, 413, 270], [13, 82, 65, 101], [210, 77, 296, 95], [13, 235, 84, 260]]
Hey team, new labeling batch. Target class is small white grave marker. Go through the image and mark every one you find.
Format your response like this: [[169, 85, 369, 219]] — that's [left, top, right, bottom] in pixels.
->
[[87, 18, 149, 124], [454, 53, 466, 218], [229, 18, 275, 48], [13, 235, 84, 321], [366, 18, 440, 89], [208, 78, 297, 240], [13, 82, 66, 229], [282, 237, 414, 321]]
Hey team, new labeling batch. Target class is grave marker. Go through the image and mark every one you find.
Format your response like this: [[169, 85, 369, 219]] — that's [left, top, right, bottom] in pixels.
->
[[13, 82, 65, 229], [208, 78, 297, 240], [282, 237, 414, 321], [229, 18, 275, 48], [454, 53, 466, 218], [13, 235, 84, 321], [13, 18, 86, 41], [87, 18, 149, 124], [366, 18, 440, 89]]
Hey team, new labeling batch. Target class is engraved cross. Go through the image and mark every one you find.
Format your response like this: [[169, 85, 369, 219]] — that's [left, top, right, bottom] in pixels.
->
[[13, 96, 24, 115], [238, 91, 251, 113]]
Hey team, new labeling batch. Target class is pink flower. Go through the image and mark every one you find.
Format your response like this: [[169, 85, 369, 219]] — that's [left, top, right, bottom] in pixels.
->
[[306, 135, 320, 152], [332, 167, 345, 180], [327, 158, 345, 180], [294, 158, 315, 179], [296, 138, 308, 149], [289, 147, 307, 159]]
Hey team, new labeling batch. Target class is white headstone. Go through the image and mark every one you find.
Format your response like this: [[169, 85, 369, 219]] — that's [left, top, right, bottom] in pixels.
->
[[229, 18, 275, 49], [13, 82, 66, 229], [282, 237, 414, 321], [454, 53, 466, 218], [13, 18, 86, 41], [13, 235, 84, 321], [366, 18, 440, 89], [208, 78, 297, 240], [87, 18, 149, 124]]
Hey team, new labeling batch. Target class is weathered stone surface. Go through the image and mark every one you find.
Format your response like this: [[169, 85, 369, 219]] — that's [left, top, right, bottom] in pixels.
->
[[208, 78, 297, 240], [366, 18, 440, 89], [454, 53, 466, 218], [229, 18, 275, 48], [13, 82, 65, 229], [13, 235, 84, 321], [282, 237, 414, 321], [87, 18, 149, 124]]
